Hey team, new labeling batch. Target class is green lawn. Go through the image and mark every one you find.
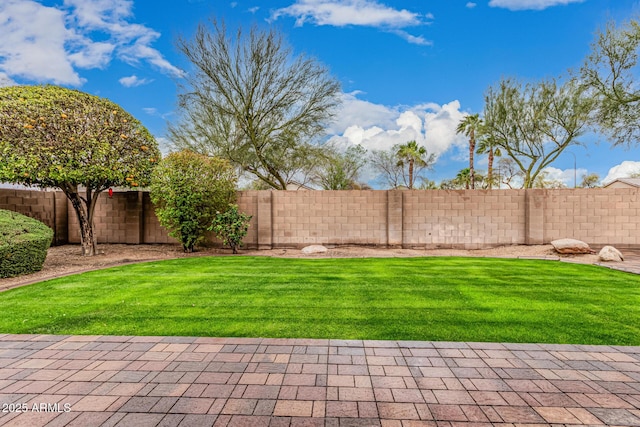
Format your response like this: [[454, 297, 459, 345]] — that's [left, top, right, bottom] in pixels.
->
[[0, 257, 639, 345]]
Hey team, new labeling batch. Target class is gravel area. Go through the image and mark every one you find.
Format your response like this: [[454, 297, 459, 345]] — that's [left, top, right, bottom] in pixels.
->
[[0, 243, 604, 292]]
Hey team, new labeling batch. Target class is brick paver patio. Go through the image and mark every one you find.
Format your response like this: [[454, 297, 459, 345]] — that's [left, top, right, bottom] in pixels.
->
[[0, 335, 638, 426]]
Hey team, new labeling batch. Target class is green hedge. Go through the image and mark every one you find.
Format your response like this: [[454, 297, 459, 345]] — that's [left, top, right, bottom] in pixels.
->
[[0, 210, 53, 278]]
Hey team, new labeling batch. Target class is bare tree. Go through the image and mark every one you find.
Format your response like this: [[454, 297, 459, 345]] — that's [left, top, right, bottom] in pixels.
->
[[496, 157, 523, 189], [170, 20, 341, 189], [311, 144, 367, 190]]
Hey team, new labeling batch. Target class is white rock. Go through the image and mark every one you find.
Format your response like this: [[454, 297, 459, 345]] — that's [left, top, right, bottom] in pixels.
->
[[550, 238, 594, 254], [301, 245, 328, 254], [598, 246, 624, 262]]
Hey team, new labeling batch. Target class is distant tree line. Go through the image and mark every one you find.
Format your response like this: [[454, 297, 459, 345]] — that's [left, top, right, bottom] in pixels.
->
[[451, 18, 640, 190], [168, 17, 640, 191]]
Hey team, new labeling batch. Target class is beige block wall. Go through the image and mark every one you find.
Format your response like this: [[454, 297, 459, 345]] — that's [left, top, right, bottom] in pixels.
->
[[236, 191, 259, 248], [68, 191, 129, 244], [403, 189, 527, 249], [1, 187, 638, 249], [271, 190, 388, 247], [0, 189, 54, 227], [140, 191, 259, 247], [142, 192, 175, 244], [543, 188, 640, 246]]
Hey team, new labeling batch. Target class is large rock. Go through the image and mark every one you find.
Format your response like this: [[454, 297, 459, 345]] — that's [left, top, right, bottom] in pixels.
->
[[598, 246, 624, 262], [301, 245, 328, 254], [550, 238, 594, 254]]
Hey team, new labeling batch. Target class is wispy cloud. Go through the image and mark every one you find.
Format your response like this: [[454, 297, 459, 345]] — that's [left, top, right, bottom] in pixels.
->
[[488, 0, 584, 11], [143, 106, 174, 120], [466, 2, 477, 9], [271, 0, 432, 45], [0, 0, 181, 86], [119, 75, 152, 87], [392, 30, 432, 46]]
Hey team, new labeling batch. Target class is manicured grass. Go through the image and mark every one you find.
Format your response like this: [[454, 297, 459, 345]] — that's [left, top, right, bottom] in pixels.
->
[[0, 257, 639, 345]]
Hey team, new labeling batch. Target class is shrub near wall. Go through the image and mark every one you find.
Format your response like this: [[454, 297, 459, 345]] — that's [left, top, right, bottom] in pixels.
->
[[0, 209, 53, 278]]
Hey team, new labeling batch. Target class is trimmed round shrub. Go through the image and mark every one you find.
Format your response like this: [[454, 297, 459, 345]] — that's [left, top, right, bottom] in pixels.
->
[[0, 209, 53, 278]]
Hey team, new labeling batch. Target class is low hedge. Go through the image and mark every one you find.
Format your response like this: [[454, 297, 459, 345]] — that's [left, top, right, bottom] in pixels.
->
[[0, 210, 53, 278]]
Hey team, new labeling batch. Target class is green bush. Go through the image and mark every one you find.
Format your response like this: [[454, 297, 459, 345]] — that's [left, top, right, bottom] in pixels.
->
[[0, 209, 53, 278], [150, 150, 237, 252], [210, 204, 252, 254]]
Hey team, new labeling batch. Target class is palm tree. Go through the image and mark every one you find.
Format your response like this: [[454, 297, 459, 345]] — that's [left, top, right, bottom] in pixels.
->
[[475, 134, 502, 189], [455, 168, 472, 190], [395, 140, 430, 189], [449, 168, 485, 190], [456, 114, 482, 189]]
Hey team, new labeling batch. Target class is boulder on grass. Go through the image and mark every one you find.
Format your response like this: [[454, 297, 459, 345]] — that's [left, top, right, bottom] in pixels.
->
[[598, 246, 624, 262], [550, 238, 594, 254], [301, 245, 328, 254]]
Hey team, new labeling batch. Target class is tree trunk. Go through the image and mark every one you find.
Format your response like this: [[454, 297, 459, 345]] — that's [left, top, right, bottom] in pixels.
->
[[469, 130, 475, 190], [487, 148, 494, 190], [408, 160, 414, 189], [66, 192, 97, 256]]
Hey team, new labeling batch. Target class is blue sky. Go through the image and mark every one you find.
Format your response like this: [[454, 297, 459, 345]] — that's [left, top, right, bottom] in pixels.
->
[[1, 0, 640, 187]]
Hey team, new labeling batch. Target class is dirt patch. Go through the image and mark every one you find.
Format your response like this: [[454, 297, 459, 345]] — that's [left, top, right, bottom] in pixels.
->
[[0, 243, 604, 291]]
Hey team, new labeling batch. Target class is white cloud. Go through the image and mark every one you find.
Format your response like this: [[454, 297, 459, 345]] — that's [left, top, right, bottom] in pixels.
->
[[0, 0, 82, 85], [0, 0, 181, 86], [0, 72, 17, 87], [466, 2, 477, 8], [68, 42, 115, 69], [326, 92, 467, 158], [119, 75, 152, 87], [603, 161, 640, 184], [488, 0, 584, 11], [541, 166, 587, 187], [273, 0, 422, 27], [65, 0, 183, 77], [272, 0, 431, 45], [327, 91, 397, 133]]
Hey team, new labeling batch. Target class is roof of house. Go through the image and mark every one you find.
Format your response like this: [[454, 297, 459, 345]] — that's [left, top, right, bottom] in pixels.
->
[[604, 178, 640, 188]]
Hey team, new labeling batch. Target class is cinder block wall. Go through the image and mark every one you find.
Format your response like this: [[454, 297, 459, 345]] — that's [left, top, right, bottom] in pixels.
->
[[1, 187, 638, 249], [270, 190, 388, 247], [542, 188, 640, 247], [68, 192, 128, 244], [237, 191, 259, 248], [402, 190, 527, 249], [142, 192, 174, 244]]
